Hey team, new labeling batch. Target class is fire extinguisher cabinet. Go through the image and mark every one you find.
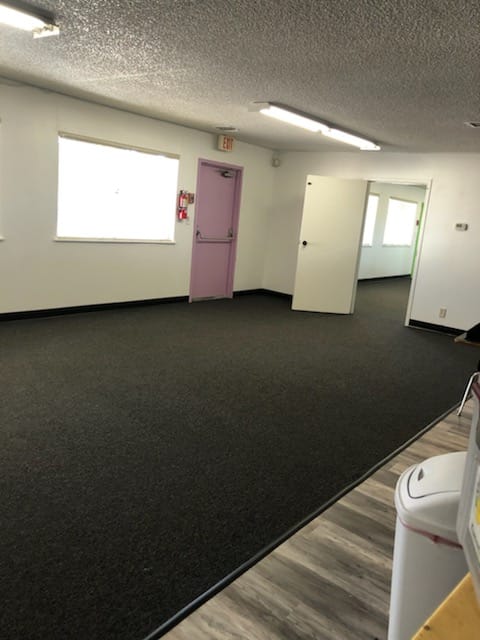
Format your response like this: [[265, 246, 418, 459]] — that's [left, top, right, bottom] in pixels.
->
[[387, 451, 468, 640]]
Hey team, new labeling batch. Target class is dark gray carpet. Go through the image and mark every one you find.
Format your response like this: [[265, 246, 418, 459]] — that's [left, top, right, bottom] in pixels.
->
[[0, 279, 476, 639]]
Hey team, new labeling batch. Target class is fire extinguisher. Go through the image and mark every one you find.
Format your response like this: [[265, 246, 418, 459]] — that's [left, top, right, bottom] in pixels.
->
[[179, 190, 188, 208], [178, 190, 189, 220]]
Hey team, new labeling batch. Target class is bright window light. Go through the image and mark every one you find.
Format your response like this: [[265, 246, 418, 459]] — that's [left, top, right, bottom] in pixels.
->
[[362, 194, 379, 246], [383, 198, 418, 246], [57, 136, 179, 242]]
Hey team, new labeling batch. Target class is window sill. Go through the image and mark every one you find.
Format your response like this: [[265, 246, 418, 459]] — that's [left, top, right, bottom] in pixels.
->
[[54, 237, 175, 245], [382, 244, 413, 248]]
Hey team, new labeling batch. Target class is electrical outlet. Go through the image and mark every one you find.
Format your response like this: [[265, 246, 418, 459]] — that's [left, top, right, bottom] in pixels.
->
[[439, 308, 447, 318]]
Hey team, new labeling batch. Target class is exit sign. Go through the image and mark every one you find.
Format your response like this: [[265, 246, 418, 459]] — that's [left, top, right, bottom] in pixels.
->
[[217, 134, 235, 152]]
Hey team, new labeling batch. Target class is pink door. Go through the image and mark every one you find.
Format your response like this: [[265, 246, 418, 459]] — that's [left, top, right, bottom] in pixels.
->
[[189, 159, 243, 301]]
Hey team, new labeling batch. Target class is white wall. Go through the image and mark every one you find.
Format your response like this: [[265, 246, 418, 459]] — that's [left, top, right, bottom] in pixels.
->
[[3, 83, 480, 331], [358, 183, 426, 279], [263, 152, 480, 330], [0, 82, 274, 313]]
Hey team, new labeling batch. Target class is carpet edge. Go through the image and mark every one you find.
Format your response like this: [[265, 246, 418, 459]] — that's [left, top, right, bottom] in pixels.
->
[[142, 402, 460, 640]]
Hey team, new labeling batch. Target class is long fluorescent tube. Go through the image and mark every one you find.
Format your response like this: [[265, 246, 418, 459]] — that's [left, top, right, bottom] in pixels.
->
[[260, 105, 329, 133], [322, 128, 380, 151], [0, 2, 59, 37], [258, 103, 380, 150]]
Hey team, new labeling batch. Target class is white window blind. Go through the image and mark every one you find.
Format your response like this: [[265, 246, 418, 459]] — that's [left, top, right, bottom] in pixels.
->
[[57, 136, 179, 242]]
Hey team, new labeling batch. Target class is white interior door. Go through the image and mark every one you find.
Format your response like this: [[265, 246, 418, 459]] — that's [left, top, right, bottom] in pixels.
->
[[292, 175, 369, 313]]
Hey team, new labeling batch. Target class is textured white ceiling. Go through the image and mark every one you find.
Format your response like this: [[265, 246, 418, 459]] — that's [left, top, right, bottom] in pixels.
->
[[1, 0, 480, 152]]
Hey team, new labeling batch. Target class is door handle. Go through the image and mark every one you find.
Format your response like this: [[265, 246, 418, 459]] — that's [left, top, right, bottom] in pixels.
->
[[196, 229, 234, 242], [302, 240, 308, 246]]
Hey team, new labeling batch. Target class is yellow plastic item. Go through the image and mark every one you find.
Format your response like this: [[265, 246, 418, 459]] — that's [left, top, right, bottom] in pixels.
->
[[412, 573, 480, 640]]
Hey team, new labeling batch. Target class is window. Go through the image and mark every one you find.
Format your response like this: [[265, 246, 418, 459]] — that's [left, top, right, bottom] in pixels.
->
[[57, 136, 179, 242], [362, 194, 379, 246], [383, 198, 418, 246]]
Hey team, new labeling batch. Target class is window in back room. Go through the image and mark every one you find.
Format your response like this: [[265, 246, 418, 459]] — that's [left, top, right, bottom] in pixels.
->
[[56, 135, 179, 242], [382, 197, 418, 246], [362, 193, 379, 246]]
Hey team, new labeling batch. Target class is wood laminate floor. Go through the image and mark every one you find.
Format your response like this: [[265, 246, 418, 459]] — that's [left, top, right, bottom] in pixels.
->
[[164, 403, 472, 640]]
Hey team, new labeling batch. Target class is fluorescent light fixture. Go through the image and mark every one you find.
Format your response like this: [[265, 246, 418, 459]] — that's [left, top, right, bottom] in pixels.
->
[[260, 104, 328, 133], [322, 128, 380, 151], [258, 102, 380, 150], [0, 2, 59, 37]]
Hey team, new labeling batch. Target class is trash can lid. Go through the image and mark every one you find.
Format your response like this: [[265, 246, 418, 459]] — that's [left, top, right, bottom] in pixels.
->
[[407, 451, 466, 498], [395, 451, 467, 540]]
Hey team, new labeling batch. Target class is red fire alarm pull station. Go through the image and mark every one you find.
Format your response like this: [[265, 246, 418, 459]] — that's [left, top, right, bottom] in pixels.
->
[[178, 190, 194, 220]]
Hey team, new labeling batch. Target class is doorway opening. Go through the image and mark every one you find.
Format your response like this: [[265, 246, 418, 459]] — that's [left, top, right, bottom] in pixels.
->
[[358, 181, 428, 323], [292, 175, 430, 325]]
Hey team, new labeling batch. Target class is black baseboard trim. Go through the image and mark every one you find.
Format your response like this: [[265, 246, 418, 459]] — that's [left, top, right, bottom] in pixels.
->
[[0, 290, 293, 321], [409, 319, 463, 336], [234, 288, 292, 299], [142, 402, 459, 640], [263, 289, 293, 300], [0, 296, 189, 321], [358, 275, 411, 282], [233, 288, 265, 297]]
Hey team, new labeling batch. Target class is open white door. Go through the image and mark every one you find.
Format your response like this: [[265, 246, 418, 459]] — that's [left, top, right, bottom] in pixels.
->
[[292, 175, 369, 313]]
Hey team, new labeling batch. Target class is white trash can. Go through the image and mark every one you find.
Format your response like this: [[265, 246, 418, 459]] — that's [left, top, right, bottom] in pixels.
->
[[387, 451, 468, 640]]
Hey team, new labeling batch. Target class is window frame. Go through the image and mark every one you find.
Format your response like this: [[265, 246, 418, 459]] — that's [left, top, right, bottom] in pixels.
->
[[382, 196, 419, 247], [361, 193, 379, 247], [55, 132, 180, 245]]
